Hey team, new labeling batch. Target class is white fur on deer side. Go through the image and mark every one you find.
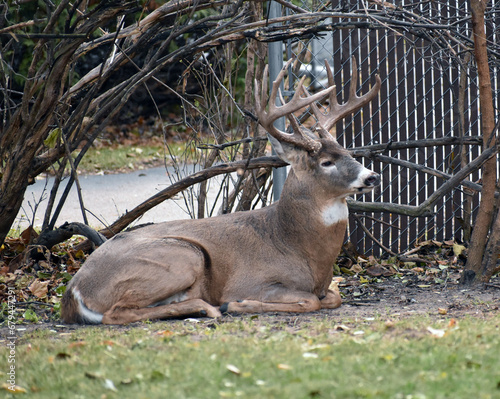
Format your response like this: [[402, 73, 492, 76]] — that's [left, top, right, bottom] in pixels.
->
[[73, 288, 103, 324], [321, 199, 349, 226]]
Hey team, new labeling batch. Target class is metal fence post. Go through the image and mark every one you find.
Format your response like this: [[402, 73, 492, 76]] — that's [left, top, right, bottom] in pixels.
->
[[268, 1, 287, 201]]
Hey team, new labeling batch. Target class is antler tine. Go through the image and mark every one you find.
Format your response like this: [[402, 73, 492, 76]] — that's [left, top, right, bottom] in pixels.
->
[[255, 59, 337, 153], [302, 85, 337, 141], [318, 57, 381, 133]]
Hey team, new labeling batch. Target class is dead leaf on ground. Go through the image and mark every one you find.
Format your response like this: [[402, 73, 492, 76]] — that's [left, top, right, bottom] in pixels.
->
[[350, 264, 364, 274], [427, 326, 446, 338], [28, 279, 50, 298], [226, 364, 241, 375], [366, 265, 396, 277], [21, 226, 38, 244], [156, 330, 175, 337], [453, 243, 466, 257], [56, 352, 71, 359], [68, 341, 86, 349], [334, 324, 351, 331], [2, 383, 27, 393], [427, 318, 459, 338]]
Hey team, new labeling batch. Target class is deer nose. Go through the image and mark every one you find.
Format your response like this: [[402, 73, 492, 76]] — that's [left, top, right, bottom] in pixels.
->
[[364, 174, 380, 187]]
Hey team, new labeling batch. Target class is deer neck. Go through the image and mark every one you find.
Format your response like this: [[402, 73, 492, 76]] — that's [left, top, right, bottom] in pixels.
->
[[275, 170, 348, 256]]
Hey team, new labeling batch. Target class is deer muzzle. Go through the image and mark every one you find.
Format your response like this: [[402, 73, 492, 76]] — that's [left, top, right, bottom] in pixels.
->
[[352, 168, 380, 193]]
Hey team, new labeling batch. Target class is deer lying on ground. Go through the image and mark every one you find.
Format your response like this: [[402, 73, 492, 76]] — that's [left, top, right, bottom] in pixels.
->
[[62, 58, 381, 324]]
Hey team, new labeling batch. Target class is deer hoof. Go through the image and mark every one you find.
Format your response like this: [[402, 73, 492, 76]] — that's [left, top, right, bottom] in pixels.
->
[[220, 302, 229, 313]]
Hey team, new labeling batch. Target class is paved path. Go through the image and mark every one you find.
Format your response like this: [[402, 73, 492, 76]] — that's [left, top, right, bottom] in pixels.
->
[[16, 166, 224, 231]]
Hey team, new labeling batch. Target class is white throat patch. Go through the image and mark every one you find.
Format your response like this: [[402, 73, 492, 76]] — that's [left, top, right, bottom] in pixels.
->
[[321, 200, 348, 226]]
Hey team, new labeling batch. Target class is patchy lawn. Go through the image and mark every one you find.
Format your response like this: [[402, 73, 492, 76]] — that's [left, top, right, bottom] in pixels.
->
[[1, 313, 500, 398]]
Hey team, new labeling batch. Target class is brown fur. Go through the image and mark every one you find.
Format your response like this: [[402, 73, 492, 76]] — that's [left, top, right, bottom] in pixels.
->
[[61, 286, 84, 324]]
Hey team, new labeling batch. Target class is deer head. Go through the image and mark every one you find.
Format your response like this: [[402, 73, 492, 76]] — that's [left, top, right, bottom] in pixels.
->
[[256, 57, 381, 203]]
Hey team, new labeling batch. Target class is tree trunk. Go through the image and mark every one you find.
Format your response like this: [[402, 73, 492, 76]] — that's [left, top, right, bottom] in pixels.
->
[[480, 194, 500, 281], [0, 48, 79, 245], [0, 2, 130, 246], [462, 0, 498, 284]]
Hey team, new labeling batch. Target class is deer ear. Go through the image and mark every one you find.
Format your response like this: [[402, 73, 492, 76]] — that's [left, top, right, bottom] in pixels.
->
[[267, 133, 287, 160], [267, 133, 310, 164]]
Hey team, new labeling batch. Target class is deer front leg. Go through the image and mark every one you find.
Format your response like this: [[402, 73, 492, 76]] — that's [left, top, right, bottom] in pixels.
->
[[220, 289, 322, 314], [320, 289, 342, 309]]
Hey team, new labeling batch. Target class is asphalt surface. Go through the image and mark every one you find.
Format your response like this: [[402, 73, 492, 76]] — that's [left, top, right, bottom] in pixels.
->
[[16, 166, 224, 230]]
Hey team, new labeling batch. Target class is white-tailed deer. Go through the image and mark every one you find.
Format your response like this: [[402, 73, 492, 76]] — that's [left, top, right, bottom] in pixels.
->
[[62, 58, 381, 324]]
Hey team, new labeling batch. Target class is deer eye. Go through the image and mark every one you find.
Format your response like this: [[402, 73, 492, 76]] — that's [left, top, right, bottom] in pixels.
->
[[321, 160, 334, 167]]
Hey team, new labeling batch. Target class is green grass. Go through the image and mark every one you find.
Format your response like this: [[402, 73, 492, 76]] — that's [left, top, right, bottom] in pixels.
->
[[75, 139, 211, 174], [75, 144, 165, 174], [2, 315, 500, 398]]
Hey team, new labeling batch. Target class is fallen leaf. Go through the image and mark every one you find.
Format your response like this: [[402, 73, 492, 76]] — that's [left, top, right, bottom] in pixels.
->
[[350, 264, 363, 274], [38, 261, 51, 270], [334, 324, 351, 331], [366, 265, 386, 277], [453, 243, 466, 257], [103, 379, 118, 392], [68, 341, 86, 348], [156, 330, 175, 337], [340, 267, 355, 275], [438, 308, 447, 315], [427, 326, 446, 338], [385, 320, 395, 328], [28, 279, 49, 298], [74, 249, 85, 259], [359, 276, 370, 284], [383, 266, 397, 276], [2, 383, 27, 393], [448, 318, 458, 328], [382, 354, 395, 362], [226, 364, 241, 375], [277, 363, 292, 370], [20, 226, 38, 244], [85, 371, 104, 379], [302, 352, 318, 359]]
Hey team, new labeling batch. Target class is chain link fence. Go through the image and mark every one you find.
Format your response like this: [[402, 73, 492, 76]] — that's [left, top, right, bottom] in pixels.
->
[[271, 0, 500, 255]]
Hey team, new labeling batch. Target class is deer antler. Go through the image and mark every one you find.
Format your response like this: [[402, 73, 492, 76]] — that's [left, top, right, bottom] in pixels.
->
[[306, 57, 381, 140], [255, 58, 337, 153]]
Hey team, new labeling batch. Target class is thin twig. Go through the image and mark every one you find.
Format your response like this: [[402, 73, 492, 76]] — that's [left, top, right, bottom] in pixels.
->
[[485, 283, 500, 290], [61, 131, 88, 226], [197, 136, 268, 151], [352, 214, 397, 256], [352, 213, 400, 229], [16, 301, 54, 307]]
